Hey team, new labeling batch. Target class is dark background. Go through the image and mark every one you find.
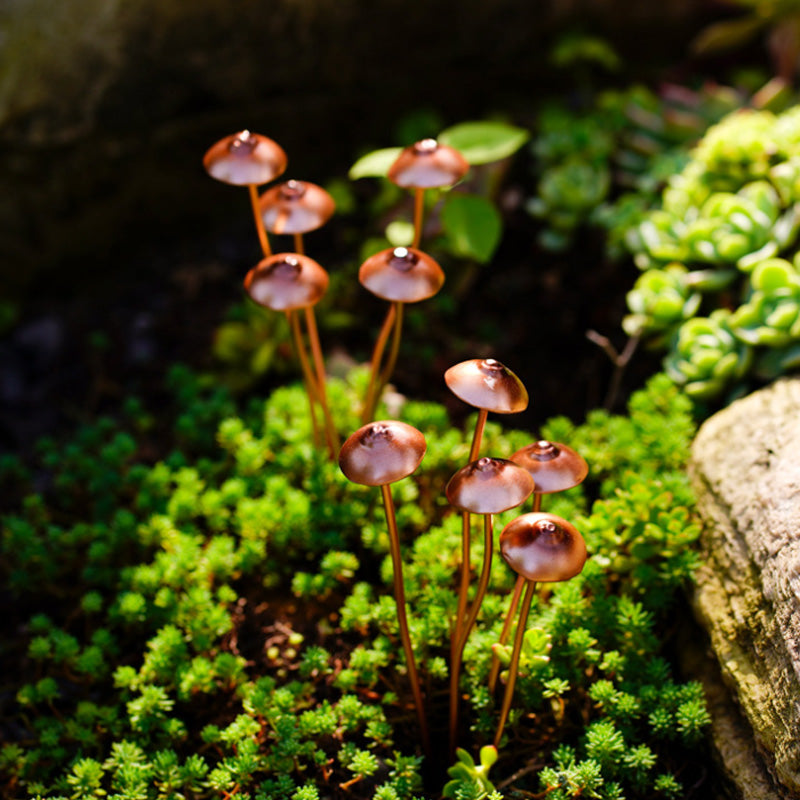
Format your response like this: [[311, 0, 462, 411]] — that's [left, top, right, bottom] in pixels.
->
[[0, 0, 740, 452]]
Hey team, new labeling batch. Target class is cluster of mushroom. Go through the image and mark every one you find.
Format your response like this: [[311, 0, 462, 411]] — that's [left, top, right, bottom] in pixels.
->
[[203, 132, 590, 759], [338, 358, 590, 759], [203, 131, 474, 453]]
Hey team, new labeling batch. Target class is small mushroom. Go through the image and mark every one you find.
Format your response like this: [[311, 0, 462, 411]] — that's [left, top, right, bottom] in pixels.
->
[[244, 254, 338, 458], [493, 513, 587, 747], [360, 247, 445, 423], [203, 130, 288, 257], [445, 358, 529, 462], [259, 179, 335, 255], [445, 457, 534, 753], [387, 138, 469, 248], [488, 441, 589, 693], [511, 440, 589, 505], [339, 421, 430, 754]]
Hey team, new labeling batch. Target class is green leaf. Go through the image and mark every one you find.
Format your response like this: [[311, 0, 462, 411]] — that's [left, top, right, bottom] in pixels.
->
[[438, 121, 530, 165], [348, 147, 403, 180], [690, 16, 765, 55], [441, 193, 502, 263]]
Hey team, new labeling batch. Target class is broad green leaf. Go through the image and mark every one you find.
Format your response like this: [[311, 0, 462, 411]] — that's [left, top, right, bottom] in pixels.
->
[[441, 193, 502, 263], [348, 147, 403, 180], [690, 16, 764, 55], [438, 121, 530, 165]]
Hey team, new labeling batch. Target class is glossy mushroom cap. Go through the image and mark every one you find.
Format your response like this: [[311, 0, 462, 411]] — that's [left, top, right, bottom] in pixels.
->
[[243, 253, 329, 311], [203, 130, 288, 186], [446, 457, 535, 515], [359, 246, 445, 303], [387, 138, 469, 189], [500, 512, 587, 583], [339, 421, 426, 486], [511, 441, 589, 494], [444, 358, 528, 414], [259, 180, 336, 234]]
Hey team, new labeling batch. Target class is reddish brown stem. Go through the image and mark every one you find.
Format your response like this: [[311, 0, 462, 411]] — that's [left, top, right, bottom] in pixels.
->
[[494, 580, 536, 747], [487, 574, 525, 693], [304, 305, 339, 457], [412, 187, 425, 248], [293, 232, 305, 255], [377, 301, 404, 392], [449, 513, 494, 754], [380, 483, 431, 756], [362, 303, 397, 424], [468, 408, 489, 462], [288, 310, 325, 455], [248, 184, 272, 257]]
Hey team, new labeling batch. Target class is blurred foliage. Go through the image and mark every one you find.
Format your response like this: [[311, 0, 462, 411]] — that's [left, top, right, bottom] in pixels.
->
[[624, 106, 800, 402]]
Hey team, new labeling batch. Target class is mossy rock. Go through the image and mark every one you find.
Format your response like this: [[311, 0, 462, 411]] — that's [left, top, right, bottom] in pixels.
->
[[689, 376, 800, 799]]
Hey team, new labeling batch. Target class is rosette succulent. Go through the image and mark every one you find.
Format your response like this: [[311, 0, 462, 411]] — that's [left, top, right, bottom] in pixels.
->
[[623, 263, 701, 341], [729, 257, 800, 346], [622, 105, 800, 401], [664, 310, 753, 400]]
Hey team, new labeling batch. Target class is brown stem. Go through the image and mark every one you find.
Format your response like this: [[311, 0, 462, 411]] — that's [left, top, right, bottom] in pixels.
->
[[412, 187, 425, 248], [288, 310, 325, 455], [362, 303, 397, 424], [377, 301, 404, 391], [304, 306, 339, 457], [248, 184, 272, 257], [487, 574, 525, 693], [380, 483, 431, 756], [449, 513, 494, 754], [293, 232, 305, 255], [468, 408, 489, 462], [494, 580, 536, 747], [449, 510, 472, 752], [453, 511, 472, 650]]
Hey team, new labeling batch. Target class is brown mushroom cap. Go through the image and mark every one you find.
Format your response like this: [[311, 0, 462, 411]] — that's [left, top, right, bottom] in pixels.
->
[[243, 253, 329, 311], [259, 180, 336, 234], [339, 421, 426, 486], [444, 358, 528, 414], [387, 138, 469, 189], [359, 246, 445, 303], [203, 130, 288, 186], [511, 441, 589, 494], [446, 457, 535, 515], [499, 512, 587, 583]]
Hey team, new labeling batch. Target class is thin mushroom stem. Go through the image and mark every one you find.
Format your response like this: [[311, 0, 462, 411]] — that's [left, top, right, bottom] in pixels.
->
[[377, 300, 404, 394], [449, 510, 472, 752], [449, 513, 494, 754], [412, 187, 425, 248], [362, 303, 397, 424], [380, 483, 431, 757], [494, 579, 536, 748], [293, 232, 305, 255], [304, 306, 339, 455], [487, 574, 525, 693], [248, 184, 272, 257], [287, 310, 330, 458], [457, 514, 494, 654], [453, 511, 473, 650], [468, 408, 489, 462]]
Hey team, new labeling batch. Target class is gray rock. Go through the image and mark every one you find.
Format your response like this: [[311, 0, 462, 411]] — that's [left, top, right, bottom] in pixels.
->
[[689, 377, 800, 799]]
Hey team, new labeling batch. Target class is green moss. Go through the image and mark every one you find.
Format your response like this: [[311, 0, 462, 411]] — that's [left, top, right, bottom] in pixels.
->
[[0, 367, 706, 799]]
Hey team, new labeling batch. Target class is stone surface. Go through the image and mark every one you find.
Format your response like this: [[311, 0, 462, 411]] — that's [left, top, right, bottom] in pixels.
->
[[689, 377, 800, 799]]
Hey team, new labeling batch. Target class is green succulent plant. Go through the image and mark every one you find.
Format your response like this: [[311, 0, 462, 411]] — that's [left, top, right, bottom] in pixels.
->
[[663, 310, 754, 400], [623, 105, 800, 402]]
